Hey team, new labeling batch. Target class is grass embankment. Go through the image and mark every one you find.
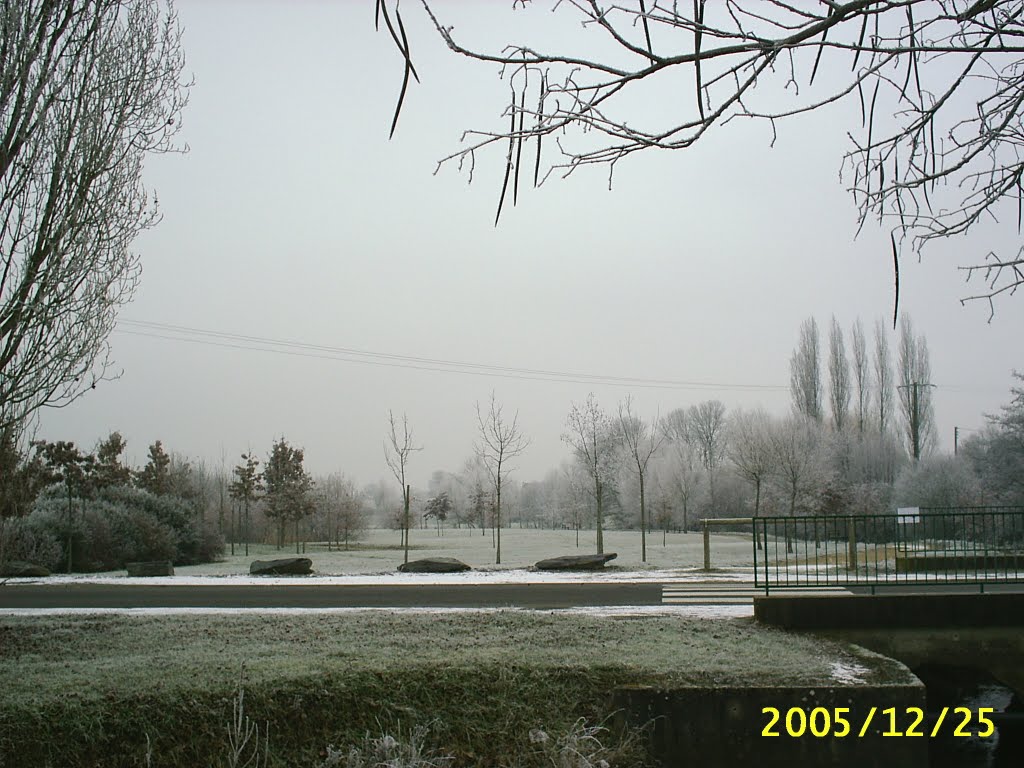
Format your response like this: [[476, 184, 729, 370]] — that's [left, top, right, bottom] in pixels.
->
[[0, 611, 905, 768]]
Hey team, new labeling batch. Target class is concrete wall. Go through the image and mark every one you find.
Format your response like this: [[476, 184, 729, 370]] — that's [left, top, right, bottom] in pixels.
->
[[611, 683, 927, 768]]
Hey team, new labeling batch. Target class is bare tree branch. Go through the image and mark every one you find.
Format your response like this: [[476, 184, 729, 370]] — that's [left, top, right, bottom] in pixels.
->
[[381, 1, 1024, 312], [0, 0, 189, 431]]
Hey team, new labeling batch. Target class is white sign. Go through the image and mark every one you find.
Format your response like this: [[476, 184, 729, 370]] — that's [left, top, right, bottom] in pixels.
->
[[896, 506, 921, 524]]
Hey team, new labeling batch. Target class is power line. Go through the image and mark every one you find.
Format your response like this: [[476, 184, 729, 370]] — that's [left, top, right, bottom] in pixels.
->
[[114, 318, 789, 392]]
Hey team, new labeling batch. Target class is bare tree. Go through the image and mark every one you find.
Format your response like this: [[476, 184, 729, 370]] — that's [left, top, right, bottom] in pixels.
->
[[897, 315, 937, 460], [389, 2, 1024, 311], [828, 317, 851, 432], [662, 408, 703, 533], [617, 395, 664, 563], [790, 318, 822, 422], [474, 392, 530, 565], [384, 410, 421, 565], [770, 417, 829, 519], [687, 400, 728, 512], [728, 408, 774, 519], [873, 319, 894, 436], [316, 473, 367, 550], [850, 319, 871, 435], [558, 460, 591, 548], [562, 393, 617, 554], [0, 1, 188, 432]]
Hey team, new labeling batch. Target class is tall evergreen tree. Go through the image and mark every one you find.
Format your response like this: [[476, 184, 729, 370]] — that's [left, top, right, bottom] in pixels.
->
[[93, 432, 131, 489], [137, 441, 171, 495], [262, 438, 313, 552], [229, 453, 262, 557]]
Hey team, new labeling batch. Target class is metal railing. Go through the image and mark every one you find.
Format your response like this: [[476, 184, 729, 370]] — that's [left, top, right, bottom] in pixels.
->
[[752, 507, 1024, 594]]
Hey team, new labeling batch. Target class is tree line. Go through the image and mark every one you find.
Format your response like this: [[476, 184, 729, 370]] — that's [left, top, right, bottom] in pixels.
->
[[2, 316, 1022, 571]]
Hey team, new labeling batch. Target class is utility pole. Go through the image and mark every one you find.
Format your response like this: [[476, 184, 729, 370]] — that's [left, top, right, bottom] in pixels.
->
[[954, 426, 959, 457]]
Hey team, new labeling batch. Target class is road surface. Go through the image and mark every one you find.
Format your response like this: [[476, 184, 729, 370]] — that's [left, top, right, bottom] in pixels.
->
[[0, 581, 770, 610]]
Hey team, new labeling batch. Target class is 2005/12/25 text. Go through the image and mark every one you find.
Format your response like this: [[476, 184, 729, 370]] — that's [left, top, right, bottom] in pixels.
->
[[761, 706, 996, 738]]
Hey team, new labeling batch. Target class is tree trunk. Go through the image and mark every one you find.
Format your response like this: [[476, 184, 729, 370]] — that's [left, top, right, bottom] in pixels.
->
[[66, 484, 73, 573], [787, 482, 796, 554], [639, 473, 647, 563], [403, 484, 410, 565], [495, 480, 502, 565], [754, 479, 763, 550], [595, 479, 604, 555]]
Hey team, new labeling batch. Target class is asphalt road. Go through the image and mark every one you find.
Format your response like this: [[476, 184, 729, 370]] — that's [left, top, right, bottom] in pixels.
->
[[4, 581, 1017, 611], [0, 582, 667, 610]]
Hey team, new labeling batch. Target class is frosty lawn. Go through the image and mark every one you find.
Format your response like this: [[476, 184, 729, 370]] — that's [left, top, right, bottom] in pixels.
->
[[0, 611, 909, 768], [158, 526, 754, 576]]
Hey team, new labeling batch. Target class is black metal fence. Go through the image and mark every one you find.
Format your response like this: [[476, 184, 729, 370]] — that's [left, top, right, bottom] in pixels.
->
[[753, 507, 1024, 594]]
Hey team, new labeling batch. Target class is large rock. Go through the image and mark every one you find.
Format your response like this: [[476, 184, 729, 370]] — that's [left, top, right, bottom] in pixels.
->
[[398, 557, 472, 573], [249, 557, 313, 576], [0, 560, 50, 578], [126, 560, 174, 577], [534, 553, 618, 571]]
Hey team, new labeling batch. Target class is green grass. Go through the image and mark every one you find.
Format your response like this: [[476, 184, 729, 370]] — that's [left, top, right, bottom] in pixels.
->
[[0, 611, 911, 767]]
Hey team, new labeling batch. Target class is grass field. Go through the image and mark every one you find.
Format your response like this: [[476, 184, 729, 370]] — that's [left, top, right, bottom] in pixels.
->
[[177, 527, 756, 576], [0, 611, 909, 767]]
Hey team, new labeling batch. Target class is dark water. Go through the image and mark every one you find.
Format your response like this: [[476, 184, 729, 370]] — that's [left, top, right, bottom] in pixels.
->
[[915, 665, 1024, 768]]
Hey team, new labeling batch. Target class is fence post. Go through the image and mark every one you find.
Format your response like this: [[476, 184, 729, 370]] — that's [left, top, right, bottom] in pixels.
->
[[703, 520, 711, 571], [847, 518, 858, 571]]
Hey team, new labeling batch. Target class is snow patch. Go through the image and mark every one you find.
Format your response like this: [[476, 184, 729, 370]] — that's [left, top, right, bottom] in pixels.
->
[[830, 660, 871, 684]]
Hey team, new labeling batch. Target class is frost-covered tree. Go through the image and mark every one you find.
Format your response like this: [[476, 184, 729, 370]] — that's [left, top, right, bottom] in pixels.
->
[[687, 400, 728, 511], [769, 418, 829, 518], [828, 317, 851, 432], [475, 393, 529, 564], [850, 319, 871, 435], [563, 393, 618, 554], [874, 320, 895, 436], [0, 1, 188, 432], [662, 408, 703, 532], [384, 410, 421, 564], [728, 409, 774, 518], [385, 2, 1024, 311], [617, 395, 664, 562], [896, 315, 937, 460], [790, 318, 822, 422]]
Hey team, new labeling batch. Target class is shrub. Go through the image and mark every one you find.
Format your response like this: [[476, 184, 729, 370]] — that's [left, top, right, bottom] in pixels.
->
[[26, 484, 223, 572], [0, 515, 62, 570], [893, 456, 981, 510]]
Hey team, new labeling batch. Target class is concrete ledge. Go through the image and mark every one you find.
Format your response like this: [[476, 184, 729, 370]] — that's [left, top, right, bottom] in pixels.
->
[[611, 683, 926, 768], [754, 593, 1024, 630]]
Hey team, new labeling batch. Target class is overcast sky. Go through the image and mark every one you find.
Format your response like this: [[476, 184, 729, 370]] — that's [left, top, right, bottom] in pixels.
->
[[36, 1, 1024, 488]]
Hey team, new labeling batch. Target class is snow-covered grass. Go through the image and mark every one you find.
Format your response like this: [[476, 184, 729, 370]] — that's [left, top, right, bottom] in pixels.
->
[[0, 611, 905, 702], [85, 526, 759, 578], [0, 607, 911, 767], [268, 525, 758, 573]]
